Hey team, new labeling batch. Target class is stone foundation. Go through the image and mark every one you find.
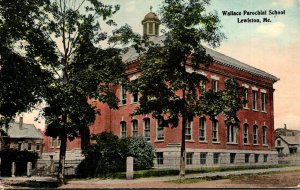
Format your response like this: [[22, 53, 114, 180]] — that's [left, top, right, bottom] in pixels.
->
[[154, 147, 278, 169]]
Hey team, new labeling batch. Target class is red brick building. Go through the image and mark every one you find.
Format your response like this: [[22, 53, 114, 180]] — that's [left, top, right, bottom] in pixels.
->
[[43, 11, 279, 167]]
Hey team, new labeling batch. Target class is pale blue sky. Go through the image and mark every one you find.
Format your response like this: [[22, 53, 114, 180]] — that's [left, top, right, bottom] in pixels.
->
[[23, 0, 300, 130]]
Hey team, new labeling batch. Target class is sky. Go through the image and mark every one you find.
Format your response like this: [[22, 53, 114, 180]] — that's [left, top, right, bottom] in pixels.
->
[[21, 0, 300, 131]]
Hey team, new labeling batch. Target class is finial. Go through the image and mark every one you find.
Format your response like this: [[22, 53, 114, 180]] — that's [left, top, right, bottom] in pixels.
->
[[150, 5, 153, 12]]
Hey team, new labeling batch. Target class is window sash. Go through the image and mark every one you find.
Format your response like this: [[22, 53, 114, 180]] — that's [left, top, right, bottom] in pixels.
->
[[144, 118, 150, 141], [213, 153, 220, 164], [200, 153, 207, 165], [120, 122, 126, 138], [252, 90, 257, 110], [261, 93, 266, 111], [243, 124, 249, 144], [121, 85, 126, 105], [199, 118, 206, 141], [212, 120, 218, 141], [157, 119, 164, 140], [132, 120, 138, 137], [253, 125, 258, 144], [156, 152, 163, 165], [186, 153, 193, 165]]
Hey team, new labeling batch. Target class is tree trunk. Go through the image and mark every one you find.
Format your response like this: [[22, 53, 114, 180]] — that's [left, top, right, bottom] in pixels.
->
[[57, 132, 67, 186], [57, 114, 67, 186], [179, 89, 186, 180]]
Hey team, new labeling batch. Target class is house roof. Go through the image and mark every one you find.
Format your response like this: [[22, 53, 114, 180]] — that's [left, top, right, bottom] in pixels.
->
[[277, 135, 300, 145], [0, 122, 43, 139], [122, 35, 279, 82]]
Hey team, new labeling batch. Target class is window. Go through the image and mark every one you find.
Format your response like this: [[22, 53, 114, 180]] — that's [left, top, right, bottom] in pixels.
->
[[263, 154, 268, 163], [255, 154, 259, 163], [261, 93, 266, 112], [227, 125, 238, 143], [156, 152, 163, 165], [243, 88, 249, 108], [120, 121, 126, 138], [212, 120, 219, 142], [199, 117, 206, 141], [200, 153, 207, 165], [131, 120, 138, 137], [211, 79, 218, 92], [18, 142, 22, 150], [245, 154, 250, 163], [277, 140, 281, 146], [253, 125, 258, 144], [186, 152, 193, 165], [57, 138, 61, 148], [185, 118, 193, 140], [243, 124, 249, 144], [36, 143, 40, 151], [50, 137, 54, 148], [213, 153, 220, 164], [131, 89, 138, 103], [230, 153, 236, 164], [149, 23, 153, 34], [262, 126, 267, 145], [252, 90, 257, 110], [156, 118, 164, 140], [28, 142, 32, 151], [143, 118, 151, 141], [120, 85, 126, 105]]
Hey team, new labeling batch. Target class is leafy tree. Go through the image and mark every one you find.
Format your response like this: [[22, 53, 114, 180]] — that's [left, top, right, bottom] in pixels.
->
[[132, 0, 246, 179], [0, 0, 137, 185], [76, 132, 155, 178]]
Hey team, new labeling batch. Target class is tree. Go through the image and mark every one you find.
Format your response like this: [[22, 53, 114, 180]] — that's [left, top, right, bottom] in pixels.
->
[[0, 0, 137, 186], [132, 0, 246, 179]]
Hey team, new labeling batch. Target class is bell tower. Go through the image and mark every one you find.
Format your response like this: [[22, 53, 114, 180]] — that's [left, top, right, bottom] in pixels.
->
[[141, 6, 160, 37]]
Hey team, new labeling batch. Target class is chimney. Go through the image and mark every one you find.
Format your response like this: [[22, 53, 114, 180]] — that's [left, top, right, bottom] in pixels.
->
[[19, 116, 23, 130], [284, 123, 287, 136]]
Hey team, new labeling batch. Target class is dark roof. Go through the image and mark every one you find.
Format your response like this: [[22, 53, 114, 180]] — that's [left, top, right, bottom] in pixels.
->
[[0, 122, 43, 139], [122, 35, 279, 82]]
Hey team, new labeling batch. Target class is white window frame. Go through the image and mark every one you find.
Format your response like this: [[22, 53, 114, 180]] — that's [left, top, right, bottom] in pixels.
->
[[199, 117, 206, 142], [227, 125, 238, 143], [243, 124, 249, 144], [36, 143, 41, 151], [213, 153, 220, 164], [200, 152, 207, 165], [212, 120, 219, 142], [120, 121, 126, 138], [211, 79, 218, 92], [253, 125, 258, 145], [57, 138, 61, 148], [143, 118, 151, 141], [156, 119, 164, 141], [252, 90, 258, 110], [120, 85, 127, 105], [261, 92, 266, 112], [185, 118, 193, 141], [131, 120, 138, 137], [262, 126, 267, 145], [156, 152, 164, 165], [186, 152, 193, 165]]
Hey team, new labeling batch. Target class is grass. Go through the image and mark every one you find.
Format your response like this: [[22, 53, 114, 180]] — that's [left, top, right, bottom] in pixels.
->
[[67, 164, 299, 181], [166, 169, 300, 184]]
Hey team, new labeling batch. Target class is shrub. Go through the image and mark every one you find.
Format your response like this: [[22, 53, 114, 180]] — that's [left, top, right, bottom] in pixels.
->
[[120, 136, 155, 170], [76, 132, 154, 178], [0, 149, 38, 176]]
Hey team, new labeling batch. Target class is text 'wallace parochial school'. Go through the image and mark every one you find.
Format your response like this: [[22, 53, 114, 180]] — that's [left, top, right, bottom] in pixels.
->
[[221, 10, 286, 23]]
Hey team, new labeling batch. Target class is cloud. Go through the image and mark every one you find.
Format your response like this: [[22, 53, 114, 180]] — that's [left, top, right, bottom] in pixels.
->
[[271, 0, 294, 8], [125, 1, 136, 13], [256, 22, 285, 37]]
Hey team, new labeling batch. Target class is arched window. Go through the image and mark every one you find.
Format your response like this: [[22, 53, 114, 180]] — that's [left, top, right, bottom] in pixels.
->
[[199, 117, 206, 141], [212, 120, 219, 142], [243, 124, 249, 144], [143, 118, 151, 141], [262, 126, 267, 145], [253, 125, 258, 144], [131, 120, 138, 137], [120, 121, 126, 138]]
